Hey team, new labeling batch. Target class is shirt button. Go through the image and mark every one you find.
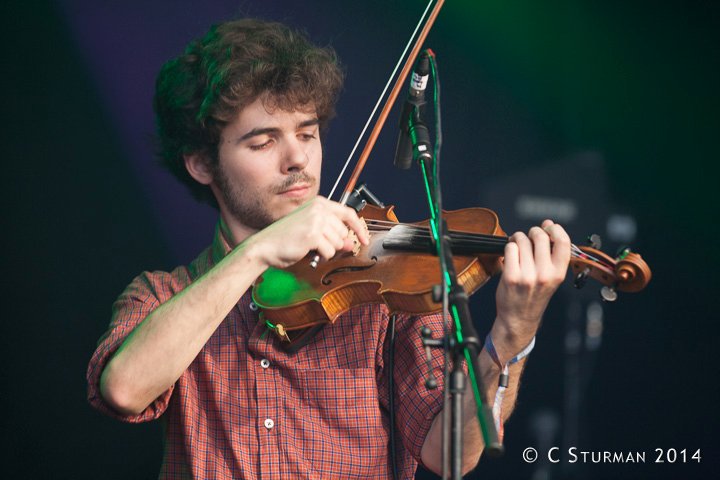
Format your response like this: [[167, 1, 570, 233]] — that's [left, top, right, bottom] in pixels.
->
[[260, 358, 270, 369], [249, 302, 259, 311], [264, 418, 274, 430]]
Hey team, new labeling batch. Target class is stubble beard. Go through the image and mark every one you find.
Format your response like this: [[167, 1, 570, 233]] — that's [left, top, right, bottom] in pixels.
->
[[213, 164, 318, 231]]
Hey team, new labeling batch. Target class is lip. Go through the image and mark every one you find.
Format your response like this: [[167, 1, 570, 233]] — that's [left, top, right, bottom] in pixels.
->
[[278, 183, 311, 197]]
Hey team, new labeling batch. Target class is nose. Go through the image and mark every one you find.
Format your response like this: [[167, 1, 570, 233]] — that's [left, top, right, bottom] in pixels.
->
[[281, 137, 310, 174]]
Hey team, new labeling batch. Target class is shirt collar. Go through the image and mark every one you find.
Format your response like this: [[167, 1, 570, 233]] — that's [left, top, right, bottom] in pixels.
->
[[210, 220, 234, 266]]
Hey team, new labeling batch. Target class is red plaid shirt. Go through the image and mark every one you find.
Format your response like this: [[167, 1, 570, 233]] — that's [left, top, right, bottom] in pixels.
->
[[87, 225, 447, 479]]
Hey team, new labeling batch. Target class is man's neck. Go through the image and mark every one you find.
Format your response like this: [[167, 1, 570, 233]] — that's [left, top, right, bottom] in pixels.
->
[[218, 214, 257, 249]]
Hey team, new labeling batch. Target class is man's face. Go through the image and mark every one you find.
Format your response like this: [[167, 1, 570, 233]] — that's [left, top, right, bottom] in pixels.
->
[[211, 96, 322, 233]]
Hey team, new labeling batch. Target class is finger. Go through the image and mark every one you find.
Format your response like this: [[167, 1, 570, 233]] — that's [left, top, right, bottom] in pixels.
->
[[327, 214, 351, 241], [314, 237, 337, 261], [326, 213, 362, 253], [510, 231, 536, 279], [502, 240, 520, 282], [341, 237, 357, 251], [323, 228, 346, 252], [333, 204, 369, 245], [528, 226, 553, 279], [541, 218, 555, 230], [544, 223, 571, 270], [306, 199, 349, 241]]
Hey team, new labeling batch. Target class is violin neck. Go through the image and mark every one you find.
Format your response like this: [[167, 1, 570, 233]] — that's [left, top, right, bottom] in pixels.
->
[[382, 226, 508, 255], [380, 223, 652, 294]]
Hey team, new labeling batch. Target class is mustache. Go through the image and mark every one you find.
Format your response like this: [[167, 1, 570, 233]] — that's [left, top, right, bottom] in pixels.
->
[[273, 172, 317, 193]]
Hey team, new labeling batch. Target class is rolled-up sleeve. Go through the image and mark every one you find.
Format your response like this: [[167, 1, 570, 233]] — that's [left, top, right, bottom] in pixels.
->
[[86, 270, 181, 423]]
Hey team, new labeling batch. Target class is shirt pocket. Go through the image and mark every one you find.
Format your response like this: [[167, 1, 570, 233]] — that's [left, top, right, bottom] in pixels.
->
[[296, 368, 388, 475]]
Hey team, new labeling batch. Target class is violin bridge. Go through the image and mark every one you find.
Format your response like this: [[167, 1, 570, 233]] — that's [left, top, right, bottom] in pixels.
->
[[347, 218, 367, 256]]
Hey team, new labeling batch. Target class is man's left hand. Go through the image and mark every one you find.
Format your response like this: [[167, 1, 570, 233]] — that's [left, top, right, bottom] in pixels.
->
[[492, 219, 571, 355]]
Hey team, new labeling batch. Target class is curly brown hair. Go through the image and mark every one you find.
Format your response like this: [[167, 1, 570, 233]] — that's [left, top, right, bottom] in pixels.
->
[[154, 18, 344, 206]]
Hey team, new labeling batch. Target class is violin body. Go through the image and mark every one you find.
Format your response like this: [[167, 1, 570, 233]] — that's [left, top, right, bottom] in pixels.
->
[[253, 205, 505, 331]]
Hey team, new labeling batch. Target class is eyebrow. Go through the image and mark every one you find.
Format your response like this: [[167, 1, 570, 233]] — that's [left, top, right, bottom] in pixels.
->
[[236, 118, 320, 143]]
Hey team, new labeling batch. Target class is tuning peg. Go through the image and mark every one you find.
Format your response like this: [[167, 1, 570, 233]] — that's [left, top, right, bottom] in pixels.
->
[[616, 245, 631, 259], [586, 234, 602, 250], [600, 285, 618, 302], [574, 267, 591, 289]]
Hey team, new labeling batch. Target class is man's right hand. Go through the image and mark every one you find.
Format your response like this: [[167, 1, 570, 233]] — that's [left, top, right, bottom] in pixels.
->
[[244, 197, 370, 269]]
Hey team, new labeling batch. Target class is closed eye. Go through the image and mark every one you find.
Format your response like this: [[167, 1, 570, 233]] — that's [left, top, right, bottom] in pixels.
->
[[299, 133, 317, 141], [248, 139, 273, 151]]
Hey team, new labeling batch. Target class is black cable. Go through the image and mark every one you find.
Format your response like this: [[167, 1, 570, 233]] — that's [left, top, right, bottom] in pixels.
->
[[388, 313, 398, 480]]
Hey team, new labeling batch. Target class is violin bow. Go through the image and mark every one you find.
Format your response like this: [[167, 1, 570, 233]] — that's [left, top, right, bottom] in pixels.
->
[[327, 0, 445, 204]]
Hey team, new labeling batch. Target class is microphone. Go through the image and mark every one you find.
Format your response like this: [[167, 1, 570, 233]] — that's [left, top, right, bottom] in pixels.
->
[[394, 52, 431, 170]]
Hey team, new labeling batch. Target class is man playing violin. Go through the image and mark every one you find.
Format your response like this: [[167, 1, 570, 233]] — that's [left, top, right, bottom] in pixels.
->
[[87, 18, 571, 479]]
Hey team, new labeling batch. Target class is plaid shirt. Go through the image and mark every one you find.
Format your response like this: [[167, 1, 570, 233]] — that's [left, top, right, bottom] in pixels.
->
[[87, 225, 447, 479]]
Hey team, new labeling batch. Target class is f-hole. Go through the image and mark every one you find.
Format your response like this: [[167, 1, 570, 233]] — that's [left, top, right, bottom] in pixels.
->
[[321, 257, 378, 285]]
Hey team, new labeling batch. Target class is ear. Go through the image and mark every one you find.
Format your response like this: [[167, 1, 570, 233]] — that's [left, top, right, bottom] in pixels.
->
[[184, 153, 214, 185]]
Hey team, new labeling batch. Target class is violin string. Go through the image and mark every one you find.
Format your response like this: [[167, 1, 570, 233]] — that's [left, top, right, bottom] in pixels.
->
[[367, 221, 507, 244], [371, 223, 512, 248], [366, 220, 508, 243], [368, 221, 609, 258], [367, 218, 500, 237], [327, 1, 435, 201], [372, 228, 508, 244], [363, 221, 615, 269], [375, 230, 509, 249], [571, 245, 613, 269], [569, 244, 614, 268]]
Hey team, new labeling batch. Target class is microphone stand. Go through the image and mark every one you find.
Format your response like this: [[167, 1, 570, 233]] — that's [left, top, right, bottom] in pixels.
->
[[407, 107, 503, 479]]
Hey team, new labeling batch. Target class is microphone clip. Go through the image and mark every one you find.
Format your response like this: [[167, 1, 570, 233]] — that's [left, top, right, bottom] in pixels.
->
[[394, 52, 431, 170]]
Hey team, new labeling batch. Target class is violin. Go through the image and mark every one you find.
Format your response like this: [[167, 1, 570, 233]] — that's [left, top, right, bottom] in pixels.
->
[[253, 204, 652, 343]]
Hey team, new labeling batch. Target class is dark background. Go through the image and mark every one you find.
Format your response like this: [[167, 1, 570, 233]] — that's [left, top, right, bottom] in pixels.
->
[[3, 0, 718, 478]]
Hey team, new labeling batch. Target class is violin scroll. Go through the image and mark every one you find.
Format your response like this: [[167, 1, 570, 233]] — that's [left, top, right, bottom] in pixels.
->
[[571, 235, 652, 302]]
